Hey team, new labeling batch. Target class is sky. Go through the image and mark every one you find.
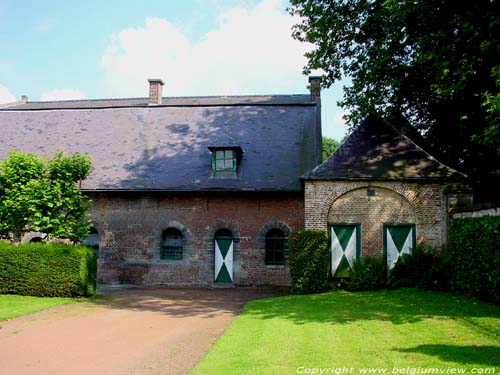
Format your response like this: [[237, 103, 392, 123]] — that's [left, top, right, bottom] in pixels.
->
[[0, 0, 349, 140]]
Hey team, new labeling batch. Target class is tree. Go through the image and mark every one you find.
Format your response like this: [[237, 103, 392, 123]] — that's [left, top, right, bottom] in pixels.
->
[[322, 136, 340, 161], [0, 150, 93, 242], [289, 0, 500, 201]]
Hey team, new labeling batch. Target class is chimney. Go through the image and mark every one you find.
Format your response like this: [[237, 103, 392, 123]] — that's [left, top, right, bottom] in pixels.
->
[[308, 76, 322, 102], [21, 95, 28, 103], [148, 78, 164, 105]]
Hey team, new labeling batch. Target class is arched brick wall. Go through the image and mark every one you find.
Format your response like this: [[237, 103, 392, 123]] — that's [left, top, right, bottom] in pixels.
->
[[327, 186, 417, 256], [305, 180, 448, 254]]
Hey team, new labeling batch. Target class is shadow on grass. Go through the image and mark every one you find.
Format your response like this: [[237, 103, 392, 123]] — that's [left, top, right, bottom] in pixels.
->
[[88, 287, 500, 328], [396, 345, 500, 367], [240, 289, 500, 326]]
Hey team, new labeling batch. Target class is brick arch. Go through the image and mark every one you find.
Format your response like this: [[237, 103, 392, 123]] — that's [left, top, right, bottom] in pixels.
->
[[257, 220, 291, 245], [327, 185, 417, 257], [206, 220, 241, 242], [162, 220, 189, 241], [160, 220, 191, 253]]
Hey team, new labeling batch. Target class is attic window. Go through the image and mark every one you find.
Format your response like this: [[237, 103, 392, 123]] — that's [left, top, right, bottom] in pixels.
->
[[213, 150, 236, 172], [208, 146, 243, 176]]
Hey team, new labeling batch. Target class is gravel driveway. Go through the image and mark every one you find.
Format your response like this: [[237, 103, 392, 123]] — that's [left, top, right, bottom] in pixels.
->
[[0, 286, 284, 375]]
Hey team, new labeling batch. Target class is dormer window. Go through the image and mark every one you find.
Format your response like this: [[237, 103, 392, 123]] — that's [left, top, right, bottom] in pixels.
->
[[213, 149, 236, 172], [208, 146, 243, 177]]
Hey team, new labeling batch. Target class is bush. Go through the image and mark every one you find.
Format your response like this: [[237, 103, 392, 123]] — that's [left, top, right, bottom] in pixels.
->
[[448, 216, 500, 303], [388, 245, 441, 289], [347, 256, 387, 291], [288, 230, 329, 294], [0, 242, 96, 297]]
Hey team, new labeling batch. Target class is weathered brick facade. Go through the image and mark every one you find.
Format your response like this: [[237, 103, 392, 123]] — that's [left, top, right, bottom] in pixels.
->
[[88, 191, 303, 286], [305, 180, 448, 256]]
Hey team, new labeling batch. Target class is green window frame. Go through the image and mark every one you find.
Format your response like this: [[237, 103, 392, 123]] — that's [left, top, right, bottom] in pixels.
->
[[211, 149, 237, 172], [161, 228, 183, 260]]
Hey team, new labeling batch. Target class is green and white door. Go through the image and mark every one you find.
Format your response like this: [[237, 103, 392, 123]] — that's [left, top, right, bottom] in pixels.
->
[[214, 229, 233, 283], [330, 223, 361, 277], [384, 224, 416, 269]]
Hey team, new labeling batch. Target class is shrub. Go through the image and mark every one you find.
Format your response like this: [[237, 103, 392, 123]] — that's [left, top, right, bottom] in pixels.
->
[[347, 256, 388, 291], [0, 242, 96, 297], [388, 245, 440, 289], [288, 230, 329, 294], [448, 216, 500, 303]]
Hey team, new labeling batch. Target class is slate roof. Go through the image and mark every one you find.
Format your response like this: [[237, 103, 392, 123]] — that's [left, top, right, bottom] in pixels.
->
[[305, 115, 464, 181], [2, 95, 311, 110], [0, 95, 321, 191]]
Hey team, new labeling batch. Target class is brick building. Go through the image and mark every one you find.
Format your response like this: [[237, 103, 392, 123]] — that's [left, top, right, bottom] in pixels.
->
[[304, 115, 464, 276], [0, 78, 322, 286], [0, 79, 463, 285]]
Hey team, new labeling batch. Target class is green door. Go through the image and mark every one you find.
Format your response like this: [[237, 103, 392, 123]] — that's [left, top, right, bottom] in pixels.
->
[[384, 224, 416, 269], [330, 223, 361, 277], [214, 230, 233, 283]]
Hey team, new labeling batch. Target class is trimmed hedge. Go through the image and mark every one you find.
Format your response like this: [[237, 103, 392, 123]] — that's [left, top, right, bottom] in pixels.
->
[[448, 216, 500, 303], [288, 230, 329, 294], [0, 243, 96, 297]]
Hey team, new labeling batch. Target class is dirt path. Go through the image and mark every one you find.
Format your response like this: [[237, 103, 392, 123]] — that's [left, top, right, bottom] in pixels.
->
[[0, 286, 284, 375]]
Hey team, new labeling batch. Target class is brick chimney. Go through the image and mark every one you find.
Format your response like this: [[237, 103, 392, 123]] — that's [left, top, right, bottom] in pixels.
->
[[308, 76, 322, 102], [21, 95, 28, 103], [148, 79, 164, 105]]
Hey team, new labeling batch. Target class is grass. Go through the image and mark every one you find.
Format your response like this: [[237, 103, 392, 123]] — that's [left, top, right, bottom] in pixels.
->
[[0, 294, 79, 321], [191, 289, 500, 375]]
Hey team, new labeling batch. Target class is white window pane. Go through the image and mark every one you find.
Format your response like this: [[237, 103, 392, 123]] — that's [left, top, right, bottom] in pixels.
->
[[224, 159, 233, 169], [216, 150, 224, 159], [216, 159, 225, 169]]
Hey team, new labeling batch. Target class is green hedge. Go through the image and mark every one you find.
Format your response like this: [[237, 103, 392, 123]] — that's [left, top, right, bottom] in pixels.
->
[[288, 230, 329, 294], [448, 216, 500, 303], [0, 243, 96, 297]]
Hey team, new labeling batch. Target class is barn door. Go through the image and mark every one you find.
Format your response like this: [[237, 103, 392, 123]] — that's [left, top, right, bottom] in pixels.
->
[[330, 223, 361, 277], [214, 229, 233, 283], [384, 224, 416, 269]]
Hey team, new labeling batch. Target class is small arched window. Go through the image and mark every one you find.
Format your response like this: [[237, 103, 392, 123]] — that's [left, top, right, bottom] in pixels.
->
[[83, 227, 99, 258], [265, 229, 285, 265], [161, 228, 183, 260]]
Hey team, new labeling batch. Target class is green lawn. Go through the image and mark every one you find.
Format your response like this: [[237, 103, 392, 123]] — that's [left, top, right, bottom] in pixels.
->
[[0, 294, 76, 321], [192, 289, 500, 375]]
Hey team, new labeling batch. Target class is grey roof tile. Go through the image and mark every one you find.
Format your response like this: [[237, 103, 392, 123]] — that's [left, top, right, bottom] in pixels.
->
[[305, 115, 464, 181], [2, 94, 312, 110], [0, 99, 321, 191]]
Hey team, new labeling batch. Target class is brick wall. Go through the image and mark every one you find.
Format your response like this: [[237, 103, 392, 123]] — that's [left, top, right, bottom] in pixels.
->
[[305, 180, 447, 256], [87, 191, 303, 286]]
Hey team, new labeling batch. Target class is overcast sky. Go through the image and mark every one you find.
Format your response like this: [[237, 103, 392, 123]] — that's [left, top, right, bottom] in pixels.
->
[[0, 0, 348, 140]]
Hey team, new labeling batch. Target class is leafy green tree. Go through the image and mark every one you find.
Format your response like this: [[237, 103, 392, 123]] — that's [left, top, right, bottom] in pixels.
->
[[289, 0, 500, 201], [322, 136, 340, 161], [0, 150, 92, 242]]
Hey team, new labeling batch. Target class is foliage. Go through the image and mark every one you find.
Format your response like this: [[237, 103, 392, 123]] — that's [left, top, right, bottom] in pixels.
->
[[0, 150, 92, 242], [289, 0, 500, 201], [448, 216, 500, 304], [288, 230, 329, 294], [192, 289, 500, 375], [347, 256, 387, 291], [389, 245, 444, 290], [322, 136, 340, 161], [0, 242, 96, 297], [0, 294, 75, 321]]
